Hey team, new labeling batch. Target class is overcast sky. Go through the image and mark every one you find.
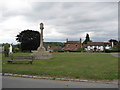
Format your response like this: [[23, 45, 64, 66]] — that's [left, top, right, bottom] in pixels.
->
[[0, 0, 118, 44]]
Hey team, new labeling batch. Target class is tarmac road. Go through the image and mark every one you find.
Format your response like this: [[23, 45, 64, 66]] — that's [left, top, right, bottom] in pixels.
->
[[110, 53, 120, 58], [2, 76, 118, 88]]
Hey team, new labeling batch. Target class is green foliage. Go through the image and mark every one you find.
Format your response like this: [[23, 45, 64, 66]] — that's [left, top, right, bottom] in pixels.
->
[[58, 50, 65, 52], [111, 46, 120, 50], [16, 30, 40, 52], [119, 40, 120, 43], [3, 43, 10, 57], [4, 43, 9, 51], [76, 48, 85, 52], [2, 52, 118, 80], [13, 44, 21, 52], [105, 46, 120, 53], [109, 39, 118, 45], [13, 48, 20, 53]]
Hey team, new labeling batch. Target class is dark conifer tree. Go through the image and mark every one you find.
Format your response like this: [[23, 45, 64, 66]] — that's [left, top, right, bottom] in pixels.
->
[[83, 33, 91, 44]]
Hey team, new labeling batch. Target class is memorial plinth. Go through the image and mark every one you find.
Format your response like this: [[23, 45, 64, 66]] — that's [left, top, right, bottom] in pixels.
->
[[32, 23, 52, 59]]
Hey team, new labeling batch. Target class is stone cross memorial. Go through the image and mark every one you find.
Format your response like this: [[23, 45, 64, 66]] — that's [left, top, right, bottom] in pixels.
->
[[32, 23, 52, 59]]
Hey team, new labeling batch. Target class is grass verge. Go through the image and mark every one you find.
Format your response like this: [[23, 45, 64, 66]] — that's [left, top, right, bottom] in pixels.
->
[[2, 52, 118, 80]]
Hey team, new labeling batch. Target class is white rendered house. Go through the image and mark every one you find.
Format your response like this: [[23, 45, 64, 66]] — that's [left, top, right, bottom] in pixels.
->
[[85, 42, 112, 52]]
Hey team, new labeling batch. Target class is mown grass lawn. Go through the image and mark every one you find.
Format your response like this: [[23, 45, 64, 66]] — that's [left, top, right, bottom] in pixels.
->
[[2, 52, 118, 80]]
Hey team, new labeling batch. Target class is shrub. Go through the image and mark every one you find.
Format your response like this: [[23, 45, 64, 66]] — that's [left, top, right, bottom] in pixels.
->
[[76, 48, 85, 52], [58, 50, 64, 52], [104, 45, 120, 53], [3, 43, 9, 57], [13, 47, 20, 53]]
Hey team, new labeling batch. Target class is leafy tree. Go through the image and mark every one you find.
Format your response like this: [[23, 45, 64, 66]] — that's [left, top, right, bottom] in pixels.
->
[[3, 43, 9, 57], [83, 34, 91, 44], [13, 44, 21, 52], [109, 39, 118, 42], [119, 40, 120, 43], [109, 39, 118, 45], [16, 30, 40, 52]]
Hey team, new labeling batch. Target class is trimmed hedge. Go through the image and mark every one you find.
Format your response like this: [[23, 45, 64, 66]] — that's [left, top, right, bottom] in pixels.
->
[[105, 49, 120, 53]]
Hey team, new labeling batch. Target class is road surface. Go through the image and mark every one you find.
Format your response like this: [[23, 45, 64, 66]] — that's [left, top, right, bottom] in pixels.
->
[[110, 53, 120, 58], [2, 76, 118, 88]]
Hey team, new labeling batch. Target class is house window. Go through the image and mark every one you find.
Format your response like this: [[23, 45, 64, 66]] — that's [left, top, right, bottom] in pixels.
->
[[75, 44, 78, 47], [67, 44, 70, 47]]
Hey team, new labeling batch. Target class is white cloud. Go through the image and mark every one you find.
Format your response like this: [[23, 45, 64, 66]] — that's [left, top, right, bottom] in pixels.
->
[[0, 2, 118, 44]]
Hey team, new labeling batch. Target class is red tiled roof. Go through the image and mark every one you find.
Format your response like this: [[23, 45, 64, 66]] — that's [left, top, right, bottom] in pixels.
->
[[66, 41, 81, 44], [86, 42, 111, 46], [87, 42, 104, 46], [62, 47, 78, 50]]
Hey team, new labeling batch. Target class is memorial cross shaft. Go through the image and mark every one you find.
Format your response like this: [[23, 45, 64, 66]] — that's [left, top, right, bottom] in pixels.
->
[[40, 23, 44, 48]]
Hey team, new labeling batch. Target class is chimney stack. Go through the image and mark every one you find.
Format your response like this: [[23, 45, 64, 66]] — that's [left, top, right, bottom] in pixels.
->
[[66, 38, 68, 43], [80, 38, 82, 43], [80, 38, 82, 48]]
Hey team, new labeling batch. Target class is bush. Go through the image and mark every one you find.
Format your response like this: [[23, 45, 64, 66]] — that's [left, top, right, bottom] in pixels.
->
[[105, 49, 111, 53], [3, 43, 10, 57], [13, 48, 20, 53], [58, 48, 86, 53], [58, 50, 65, 52], [105, 49, 120, 53], [76, 48, 85, 52], [13, 44, 21, 53]]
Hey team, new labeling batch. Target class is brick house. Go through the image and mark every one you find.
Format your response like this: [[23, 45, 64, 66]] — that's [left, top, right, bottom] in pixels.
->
[[48, 46, 62, 52], [62, 38, 82, 51]]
